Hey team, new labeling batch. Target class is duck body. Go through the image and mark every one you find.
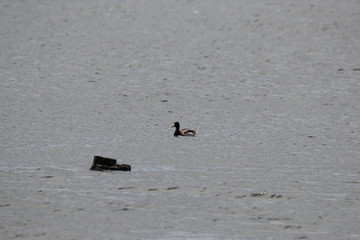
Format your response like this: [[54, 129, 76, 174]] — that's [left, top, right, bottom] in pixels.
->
[[172, 122, 196, 137]]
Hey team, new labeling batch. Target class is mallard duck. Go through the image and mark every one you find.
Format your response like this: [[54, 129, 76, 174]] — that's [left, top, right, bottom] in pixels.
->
[[172, 122, 196, 136]]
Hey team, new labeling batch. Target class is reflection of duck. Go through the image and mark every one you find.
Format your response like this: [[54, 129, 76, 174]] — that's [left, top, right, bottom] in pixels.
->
[[172, 122, 196, 137]]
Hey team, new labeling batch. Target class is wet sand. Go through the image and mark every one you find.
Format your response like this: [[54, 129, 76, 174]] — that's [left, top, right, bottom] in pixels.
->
[[1, 1, 360, 239]]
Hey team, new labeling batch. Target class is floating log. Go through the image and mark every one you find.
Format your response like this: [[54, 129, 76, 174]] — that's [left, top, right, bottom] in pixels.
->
[[93, 155, 117, 166], [90, 156, 131, 171]]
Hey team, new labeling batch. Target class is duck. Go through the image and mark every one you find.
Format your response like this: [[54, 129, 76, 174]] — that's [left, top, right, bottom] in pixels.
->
[[172, 122, 196, 137]]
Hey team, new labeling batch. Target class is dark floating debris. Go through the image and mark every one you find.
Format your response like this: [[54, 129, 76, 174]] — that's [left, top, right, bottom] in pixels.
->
[[235, 195, 247, 199], [147, 187, 179, 191], [119, 207, 131, 211], [90, 156, 131, 171], [236, 193, 283, 199], [41, 176, 54, 178], [251, 192, 267, 197], [284, 225, 302, 229], [117, 187, 136, 190]]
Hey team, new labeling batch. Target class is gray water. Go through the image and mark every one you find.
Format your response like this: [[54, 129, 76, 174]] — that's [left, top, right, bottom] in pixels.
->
[[1, 1, 360, 239]]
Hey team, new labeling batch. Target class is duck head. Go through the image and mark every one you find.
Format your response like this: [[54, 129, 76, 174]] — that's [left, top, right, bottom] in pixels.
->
[[172, 122, 180, 129]]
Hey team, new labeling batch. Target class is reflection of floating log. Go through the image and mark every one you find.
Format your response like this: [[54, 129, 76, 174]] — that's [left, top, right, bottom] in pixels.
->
[[90, 164, 131, 171], [90, 156, 131, 171]]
